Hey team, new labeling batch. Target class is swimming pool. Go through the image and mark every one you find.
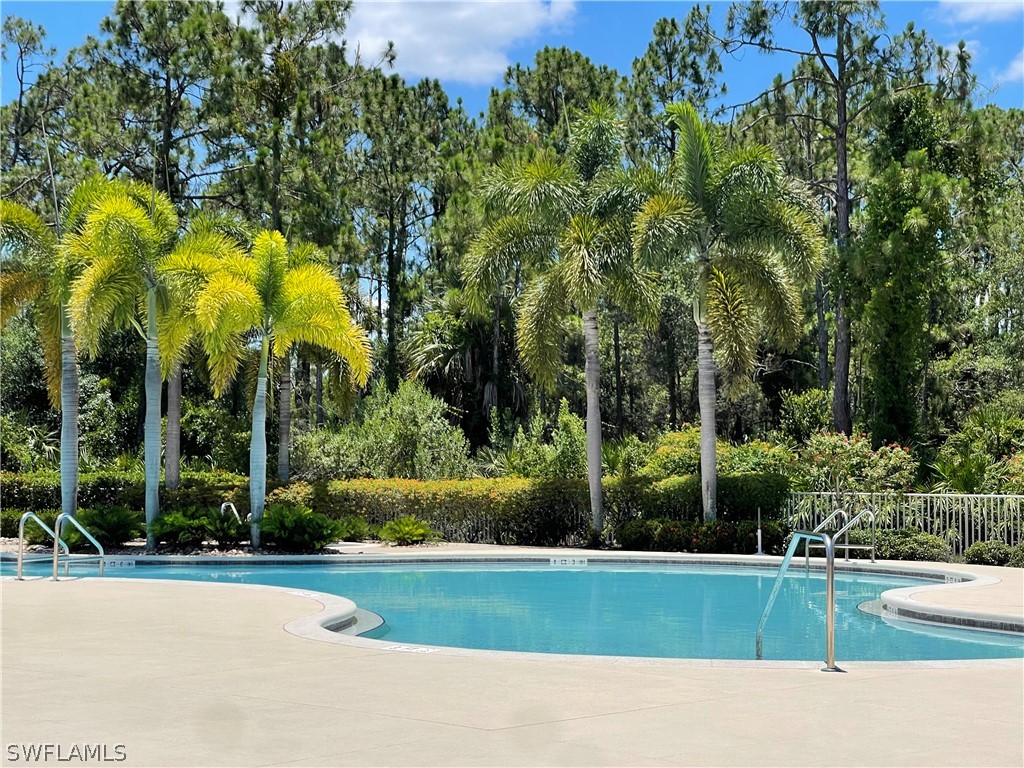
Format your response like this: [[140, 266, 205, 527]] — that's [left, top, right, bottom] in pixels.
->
[[24, 560, 1023, 662]]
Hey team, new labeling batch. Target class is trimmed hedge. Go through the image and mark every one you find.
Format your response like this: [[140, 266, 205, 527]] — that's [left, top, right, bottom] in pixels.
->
[[1, 470, 789, 548], [616, 518, 790, 555], [0, 471, 250, 517]]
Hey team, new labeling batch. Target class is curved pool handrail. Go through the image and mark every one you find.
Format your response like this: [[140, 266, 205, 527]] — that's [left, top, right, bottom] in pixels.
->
[[17, 512, 71, 580], [757, 530, 840, 672], [53, 513, 105, 580]]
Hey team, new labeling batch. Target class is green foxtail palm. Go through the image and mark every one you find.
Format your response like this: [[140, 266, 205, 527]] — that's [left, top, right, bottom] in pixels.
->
[[177, 230, 370, 547], [632, 103, 825, 520], [1, 178, 120, 518], [464, 105, 660, 536]]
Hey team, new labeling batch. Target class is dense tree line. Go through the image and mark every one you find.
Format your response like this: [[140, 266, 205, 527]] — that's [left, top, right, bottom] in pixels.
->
[[2, 1, 1022, 534]]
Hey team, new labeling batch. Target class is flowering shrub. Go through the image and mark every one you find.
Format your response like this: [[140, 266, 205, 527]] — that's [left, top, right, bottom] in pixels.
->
[[792, 432, 916, 493], [721, 440, 796, 476], [643, 427, 730, 479]]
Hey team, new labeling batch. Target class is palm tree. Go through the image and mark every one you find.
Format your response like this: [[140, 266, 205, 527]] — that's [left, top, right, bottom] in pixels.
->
[[67, 179, 246, 549], [464, 105, 660, 537], [0, 178, 116, 519], [632, 103, 825, 520], [158, 213, 253, 491], [179, 230, 370, 547]]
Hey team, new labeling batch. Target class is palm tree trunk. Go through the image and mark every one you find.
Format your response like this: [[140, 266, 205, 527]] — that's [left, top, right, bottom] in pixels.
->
[[695, 314, 717, 523], [144, 290, 162, 550], [250, 335, 270, 549], [613, 318, 623, 438], [582, 308, 604, 537], [59, 314, 79, 519], [277, 347, 291, 483], [165, 363, 182, 489], [315, 363, 325, 427]]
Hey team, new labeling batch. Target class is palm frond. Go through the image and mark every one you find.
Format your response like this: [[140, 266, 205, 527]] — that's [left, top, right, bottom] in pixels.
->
[[705, 267, 758, 382], [0, 270, 46, 326], [560, 214, 605, 310], [68, 254, 141, 356], [718, 249, 803, 350], [37, 297, 66, 408], [80, 192, 161, 278], [632, 193, 703, 266], [194, 272, 263, 395], [515, 270, 569, 389], [274, 263, 372, 386], [720, 192, 825, 284], [463, 212, 557, 308], [666, 102, 716, 214], [61, 175, 113, 236], [251, 230, 288, 308], [569, 104, 623, 182], [118, 178, 179, 252]]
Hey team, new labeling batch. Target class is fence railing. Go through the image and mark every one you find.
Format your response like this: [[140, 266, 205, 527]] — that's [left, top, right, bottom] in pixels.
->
[[786, 492, 1024, 556]]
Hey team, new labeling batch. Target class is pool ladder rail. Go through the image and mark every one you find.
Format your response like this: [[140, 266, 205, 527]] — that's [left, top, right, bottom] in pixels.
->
[[755, 507, 877, 672], [16, 511, 105, 580]]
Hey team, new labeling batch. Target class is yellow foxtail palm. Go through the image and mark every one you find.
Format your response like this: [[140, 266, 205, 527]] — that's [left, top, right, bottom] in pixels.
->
[[67, 179, 243, 548], [182, 230, 370, 547], [1, 178, 117, 518], [633, 103, 825, 520], [464, 105, 660, 537]]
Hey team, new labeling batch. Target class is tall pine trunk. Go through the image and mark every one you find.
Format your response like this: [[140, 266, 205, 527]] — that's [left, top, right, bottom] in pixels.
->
[[815, 277, 830, 389], [249, 335, 270, 549], [59, 314, 79, 520], [582, 308, 604, 537], [830, 18, 853, 434], [144, 290, 162, 550], [165, 363, 182, 490]]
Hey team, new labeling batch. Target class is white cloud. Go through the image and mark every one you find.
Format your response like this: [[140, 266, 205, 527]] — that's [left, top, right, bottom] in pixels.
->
[[345, 0, 577, 85], [997, 47, 1024, 83], [937, 0, 1023, 24]]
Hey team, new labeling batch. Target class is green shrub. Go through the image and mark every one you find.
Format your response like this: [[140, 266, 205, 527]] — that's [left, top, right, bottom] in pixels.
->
[[202, 508, 246, 548], [778, 388, 831, 443], [643, 427, 728, 479], [964, 540, 1013, 566], [613, 518, 788, 554], [260, 503, 340, 551], [1007, 544, 1024, 568], [875, 529, 952, 562], [616, 519, 659, 550], [69, 507, 144, 549], [378, 515, 437, 546], [152, 508, 210, 547], [292, 381, 471, 482], [793, 432, 916, 493], [335, 514, 369, 542], [721, 440, 796, 477], [0, 470, 246, 516], [654, 519, 690, 551]]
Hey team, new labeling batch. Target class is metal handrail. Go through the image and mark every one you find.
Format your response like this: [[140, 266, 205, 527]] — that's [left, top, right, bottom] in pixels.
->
[[17, 512, 71, 580], [220, 502, 244, 524], [807, 507, 876, 563], [53, 513, 105, 580], [756, 530, 842, 672], [805, 508, 846, 569]]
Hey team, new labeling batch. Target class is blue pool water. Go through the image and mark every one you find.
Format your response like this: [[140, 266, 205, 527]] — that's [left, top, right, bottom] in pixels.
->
[[10, 561, 1024, 661]]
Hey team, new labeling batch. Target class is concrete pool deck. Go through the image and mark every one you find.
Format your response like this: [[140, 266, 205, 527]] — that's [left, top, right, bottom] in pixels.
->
[[2, 551, 1023, 767]]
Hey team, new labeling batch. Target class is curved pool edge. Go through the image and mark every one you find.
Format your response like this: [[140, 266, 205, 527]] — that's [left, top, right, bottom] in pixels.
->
[[8, 551, 1016, 669]]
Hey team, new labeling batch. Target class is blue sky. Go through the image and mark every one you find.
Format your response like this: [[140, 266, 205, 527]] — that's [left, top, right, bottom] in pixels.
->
[[3, 0, 1022, 118]]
